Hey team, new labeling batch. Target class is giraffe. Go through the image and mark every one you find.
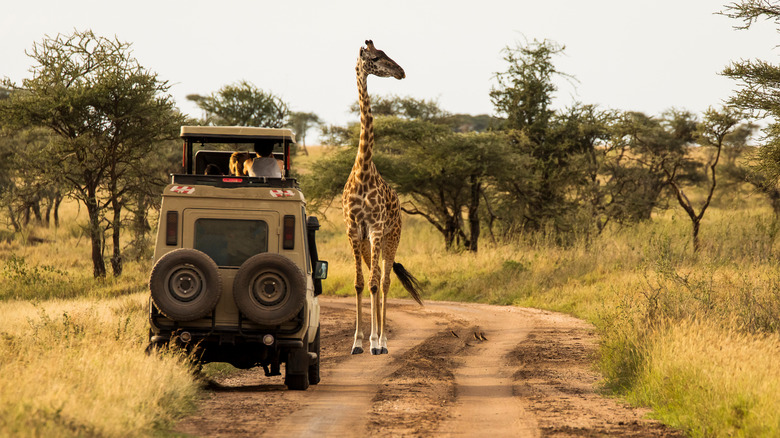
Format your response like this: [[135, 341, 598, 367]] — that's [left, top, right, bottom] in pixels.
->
[[343, 40, 423, 356]]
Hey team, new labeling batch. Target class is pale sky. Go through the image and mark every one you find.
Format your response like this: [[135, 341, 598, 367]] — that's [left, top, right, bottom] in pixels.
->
[[2, 0, 778, 141]]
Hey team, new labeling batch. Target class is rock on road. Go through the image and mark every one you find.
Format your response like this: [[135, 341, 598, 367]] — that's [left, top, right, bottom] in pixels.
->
[[175, 296, 682, 437]]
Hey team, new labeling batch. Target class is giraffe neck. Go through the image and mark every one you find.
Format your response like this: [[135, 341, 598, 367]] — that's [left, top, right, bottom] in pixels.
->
[[354, 65, 374, 180]]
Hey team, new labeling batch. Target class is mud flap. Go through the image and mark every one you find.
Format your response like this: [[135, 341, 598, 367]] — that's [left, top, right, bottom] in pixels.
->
[[284, 346, 310, 390]]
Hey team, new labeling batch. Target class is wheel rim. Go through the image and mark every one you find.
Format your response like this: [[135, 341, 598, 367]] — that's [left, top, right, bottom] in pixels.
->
[[165, 265, 205, 302], [250, 271, 288, 307]]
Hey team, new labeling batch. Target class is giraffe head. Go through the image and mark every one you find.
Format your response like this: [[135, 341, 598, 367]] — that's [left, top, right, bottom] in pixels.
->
[[358, 40, 405, 80]]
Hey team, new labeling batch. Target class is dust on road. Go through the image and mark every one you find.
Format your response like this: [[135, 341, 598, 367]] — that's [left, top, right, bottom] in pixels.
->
[[175, 297, 681, 437]]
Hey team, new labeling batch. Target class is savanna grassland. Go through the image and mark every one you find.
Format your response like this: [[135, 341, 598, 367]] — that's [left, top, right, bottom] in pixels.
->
[[0, 203, 200, 437], [2, 146, 780, 437]]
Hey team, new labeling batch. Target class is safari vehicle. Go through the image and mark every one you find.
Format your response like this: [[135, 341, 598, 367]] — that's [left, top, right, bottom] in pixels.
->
[[147, 126, 327, 390]]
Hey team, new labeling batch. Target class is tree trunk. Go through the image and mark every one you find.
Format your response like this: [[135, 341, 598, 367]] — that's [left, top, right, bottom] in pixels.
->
[[86, 190, 106, 278], [102, 159, 124, 276], [7, 206, 21, 232], [692, 219, 701, 254], [467, 176, 481, 252], [110, 191, 123, 277], [53, 195, 62, 228], [30, 200, 42, 224], [444, 214, 459, 251], [43, 200, 53, 228], [132, 194, 151, 240]]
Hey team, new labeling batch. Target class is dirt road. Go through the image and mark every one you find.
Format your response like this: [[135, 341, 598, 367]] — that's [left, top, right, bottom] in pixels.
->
[[175, 297, 682, 437]]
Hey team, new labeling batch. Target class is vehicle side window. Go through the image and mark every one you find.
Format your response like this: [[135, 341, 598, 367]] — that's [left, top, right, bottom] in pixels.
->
[[194, 219, 268, 267]]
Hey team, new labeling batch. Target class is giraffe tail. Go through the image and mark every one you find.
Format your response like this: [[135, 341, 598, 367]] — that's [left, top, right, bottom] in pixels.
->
[[392, 262, 424, 305]]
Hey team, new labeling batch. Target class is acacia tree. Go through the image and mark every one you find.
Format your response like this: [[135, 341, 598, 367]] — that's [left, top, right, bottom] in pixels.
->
[[288, 111, 321, 155], [721, 1, 780, 182], [612, 107, 742, 252], [0, 30, 183, 277], [552, 104, 622, 234], [187, 80, 289, 127], [0, 128, 66, 229], [0, 90, 66, 230], [490, 39, 567, 142], [489, 39, 598, 235], [667, 108, 740, 252], [609, 111, 694, 221]]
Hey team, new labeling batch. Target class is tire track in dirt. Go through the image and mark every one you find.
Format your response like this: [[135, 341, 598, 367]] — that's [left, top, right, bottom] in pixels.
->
[[262, 298, 442, 437], [508, 308, 684, 437], [366, 319, 467, 435], [433, 304, 541, 437]]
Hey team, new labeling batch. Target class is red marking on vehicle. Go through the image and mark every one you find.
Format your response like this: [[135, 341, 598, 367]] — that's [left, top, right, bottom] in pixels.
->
[[222, 178, 243, 183], [170, 186, 195, 194], [270, 189, 296, 198]]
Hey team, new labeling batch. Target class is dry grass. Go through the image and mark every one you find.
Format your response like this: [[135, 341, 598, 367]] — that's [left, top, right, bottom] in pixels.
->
[[0, 201, 154, 301], [0, 202, 199, 436], [0, 294, 199, 437], [637, 320, 780, 437]]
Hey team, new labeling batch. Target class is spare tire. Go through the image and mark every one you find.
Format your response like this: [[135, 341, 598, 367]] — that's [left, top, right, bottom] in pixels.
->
[[149, 248, 222, 321], [233, 253, 306, 325]]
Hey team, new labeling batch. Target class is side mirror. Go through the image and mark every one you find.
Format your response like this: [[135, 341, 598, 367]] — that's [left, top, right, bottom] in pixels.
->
[[314, 261, 328, 280]]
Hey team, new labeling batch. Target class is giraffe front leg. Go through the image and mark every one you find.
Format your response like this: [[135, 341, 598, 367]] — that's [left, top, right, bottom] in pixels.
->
[[352, 291, 364, 355], [378, 279, 390, 355], [378, 301, 388, 355], [369, 288, 381, 355], [349, 236, 365, 355], [368, 231, 383, 355]]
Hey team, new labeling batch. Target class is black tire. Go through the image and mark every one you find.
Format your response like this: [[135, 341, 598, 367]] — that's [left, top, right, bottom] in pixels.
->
[[232, 253, 306, 325], [149, 248, 222, 322], [285, 374, 309, 391], [285, 346, 310, 391], [308, 326, 321, 385]]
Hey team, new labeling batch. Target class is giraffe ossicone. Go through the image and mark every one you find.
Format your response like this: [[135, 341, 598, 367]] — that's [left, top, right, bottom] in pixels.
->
[[342, 40, 422, 356]]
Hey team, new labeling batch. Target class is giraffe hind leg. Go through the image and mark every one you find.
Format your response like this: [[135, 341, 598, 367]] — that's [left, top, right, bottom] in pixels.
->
[[379, 257, 392, 354], [378, 232, 399, 355], [360, 238, 371, 269]]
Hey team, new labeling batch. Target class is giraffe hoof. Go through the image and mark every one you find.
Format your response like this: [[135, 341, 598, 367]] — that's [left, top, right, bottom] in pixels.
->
[[370, 348, 382, 355], [351, 347, 364, 355], [380, 347, 388, 354]]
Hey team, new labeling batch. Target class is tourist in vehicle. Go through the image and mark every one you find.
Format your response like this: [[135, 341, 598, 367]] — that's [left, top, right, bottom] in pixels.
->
[[248, 143, 282, 178], [204, 164, 223, 175]]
